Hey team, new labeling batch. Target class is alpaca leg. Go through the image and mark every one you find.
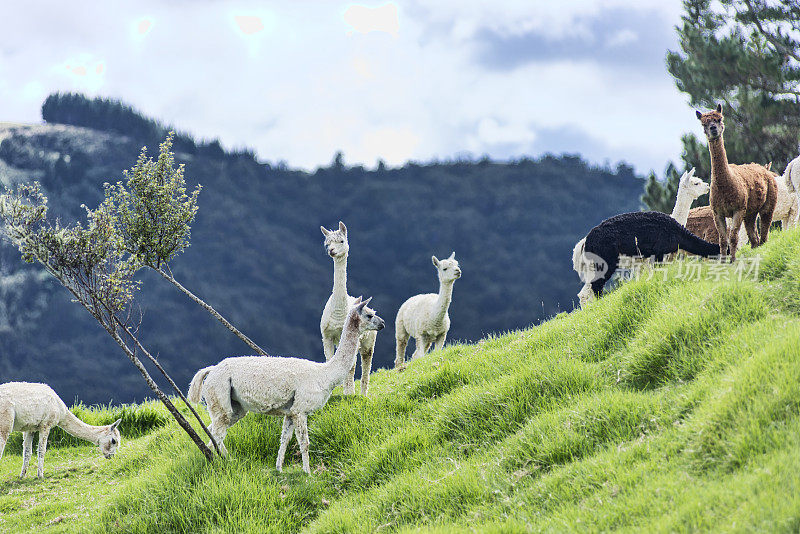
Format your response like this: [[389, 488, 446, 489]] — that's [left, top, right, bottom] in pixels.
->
[[209, 422, 229, 457], [729, 211, 746, 260], [36, 428, 50, 478], [292, 413, 311, 474], [411, 337, 427, 360], [343, 356, 357, 395], [788, 202, 799, 229], [206, 405, 231, 457], [395, 329, 409, 370], [322, 336, 336, 362], [275, 416, 295, 472], [743, 212, 759, 249], [0, 403, 12, 462], [577, 283, 594, 307], [360, 346, 374, 396], [758, 204, 774, 246], [20, 432, 33, 478], [433, 333, 446, 352], [420, 339, 434, 358], [713, 213, 730, 259]]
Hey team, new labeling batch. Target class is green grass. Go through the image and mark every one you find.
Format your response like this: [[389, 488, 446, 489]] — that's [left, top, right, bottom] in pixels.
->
[[3, 228, 800, 533]]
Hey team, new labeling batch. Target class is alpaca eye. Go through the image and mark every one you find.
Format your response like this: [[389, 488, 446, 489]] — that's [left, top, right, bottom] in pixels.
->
[[111, 439, 116, 445], [443, 267, 448, 270]]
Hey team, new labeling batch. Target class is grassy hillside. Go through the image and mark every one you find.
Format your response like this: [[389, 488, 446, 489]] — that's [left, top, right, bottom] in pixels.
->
[[2, 229, 799, 533]]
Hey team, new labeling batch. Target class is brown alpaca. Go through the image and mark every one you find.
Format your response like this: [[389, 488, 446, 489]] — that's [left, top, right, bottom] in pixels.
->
[[686, 205, 719, 242], [696, 104, 777, 261]]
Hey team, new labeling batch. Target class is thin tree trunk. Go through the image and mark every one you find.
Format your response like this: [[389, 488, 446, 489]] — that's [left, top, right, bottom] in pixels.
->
[[29, 254, 218, 460], [156, 267, 268, 356], [101, 321, 216, 461], [114, 316, 220, 455]]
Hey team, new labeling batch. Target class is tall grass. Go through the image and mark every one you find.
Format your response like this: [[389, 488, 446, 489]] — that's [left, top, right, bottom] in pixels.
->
[[4, 228, 800, 533]]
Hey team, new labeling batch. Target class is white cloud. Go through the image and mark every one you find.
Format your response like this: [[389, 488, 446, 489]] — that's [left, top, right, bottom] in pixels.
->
[[605, 29, 638, 48]]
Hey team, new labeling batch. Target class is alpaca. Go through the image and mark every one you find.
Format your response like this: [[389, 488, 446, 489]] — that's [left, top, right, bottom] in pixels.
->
[[783, 155, 800, 226], [319, 222, 379, 396], [572, 168, 708, 301], [395, 252, 461, 369], [0, 382, 121, 478], [671, 167, 710, 226], [696, 104, 777, 260], [188, 297, 384, 473], [574, 212, 720, 306], [687, 173, 797, 245]]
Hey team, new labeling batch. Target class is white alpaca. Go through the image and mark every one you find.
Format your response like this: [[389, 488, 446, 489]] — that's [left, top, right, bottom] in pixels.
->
[[187, 298, 384, 473], [0, 382, 121, 478], [782, 156, 800, 227], [671, 167, 710, 226], [395, 252, 461, 369], [772, 172, 798, 228], [319, 222, 379, 395], [573, 168, 708, 307]]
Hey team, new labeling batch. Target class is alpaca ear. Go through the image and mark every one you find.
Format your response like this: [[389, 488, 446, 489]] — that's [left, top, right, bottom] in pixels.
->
[[362, 296, 373, 307], [320, 226, 330, 237], [696, 110, 703, 120], [353, 295, 362, 305], [338, 221, 347, 235], [110, 419, 121, 432], [432, 256, 439, 267], [688, 167, 696, 178], [448, 251, 455, 260], [716, 103, 722, 113]]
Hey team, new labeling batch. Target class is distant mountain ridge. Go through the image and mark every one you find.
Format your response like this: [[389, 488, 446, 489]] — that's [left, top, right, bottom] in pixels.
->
[[0, 95, 644, 403]]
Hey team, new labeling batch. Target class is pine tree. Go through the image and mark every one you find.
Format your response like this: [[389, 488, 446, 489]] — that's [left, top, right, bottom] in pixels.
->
[[667, 0, 800, 173]]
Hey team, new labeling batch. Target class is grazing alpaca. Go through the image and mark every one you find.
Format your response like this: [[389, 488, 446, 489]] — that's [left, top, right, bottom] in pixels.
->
[[395, 252, 461, 369], [188, 298, 384, 473], [783, 155, 800, 226], [572, 168, 709, 302], [319, 222, 379, 396], [574, 212, 720, 306], [696, 104, 777, 260], [0, 382, 121, 478]]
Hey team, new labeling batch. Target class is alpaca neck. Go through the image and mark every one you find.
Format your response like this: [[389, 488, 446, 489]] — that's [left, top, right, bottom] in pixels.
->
[[708, 136, 733, 185], [331, 256, 349, 306], [671, 185, 695, 226], [323, 315, 361, 385], [433, 280, 455, 323], [58, 411, 105, 444]]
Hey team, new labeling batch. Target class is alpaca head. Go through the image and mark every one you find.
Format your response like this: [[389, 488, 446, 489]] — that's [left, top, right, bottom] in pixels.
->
[[696, 104, 724, 141], [320, 221, 349, 260], [349, 296, 385, 332], [432, 252, 461, 284], [98, 419, 122, 459], [678, 167, 709, 200]]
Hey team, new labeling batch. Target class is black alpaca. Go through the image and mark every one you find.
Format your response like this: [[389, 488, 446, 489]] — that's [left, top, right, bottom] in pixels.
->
[[580, 211, 720, 297]]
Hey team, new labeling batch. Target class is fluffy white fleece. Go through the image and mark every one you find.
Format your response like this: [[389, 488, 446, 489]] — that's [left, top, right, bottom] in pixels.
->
[[188, 298, 385, 473], [319, 222, 379, 395], [0, 382, 120, 478], [395, 252, 461, 369]]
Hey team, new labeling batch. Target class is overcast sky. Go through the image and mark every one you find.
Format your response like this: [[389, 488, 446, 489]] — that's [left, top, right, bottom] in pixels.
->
[[0, 1, 693, 174]]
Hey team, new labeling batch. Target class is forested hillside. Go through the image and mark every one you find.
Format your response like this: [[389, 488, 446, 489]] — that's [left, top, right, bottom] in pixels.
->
[[0, 94, 643, 403]]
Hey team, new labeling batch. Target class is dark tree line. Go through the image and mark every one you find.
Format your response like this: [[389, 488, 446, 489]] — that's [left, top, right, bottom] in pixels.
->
[[0, 96, 644, 403]]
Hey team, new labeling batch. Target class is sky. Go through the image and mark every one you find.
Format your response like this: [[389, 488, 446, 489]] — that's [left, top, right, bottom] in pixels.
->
[[0, 1, 694, 175]]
